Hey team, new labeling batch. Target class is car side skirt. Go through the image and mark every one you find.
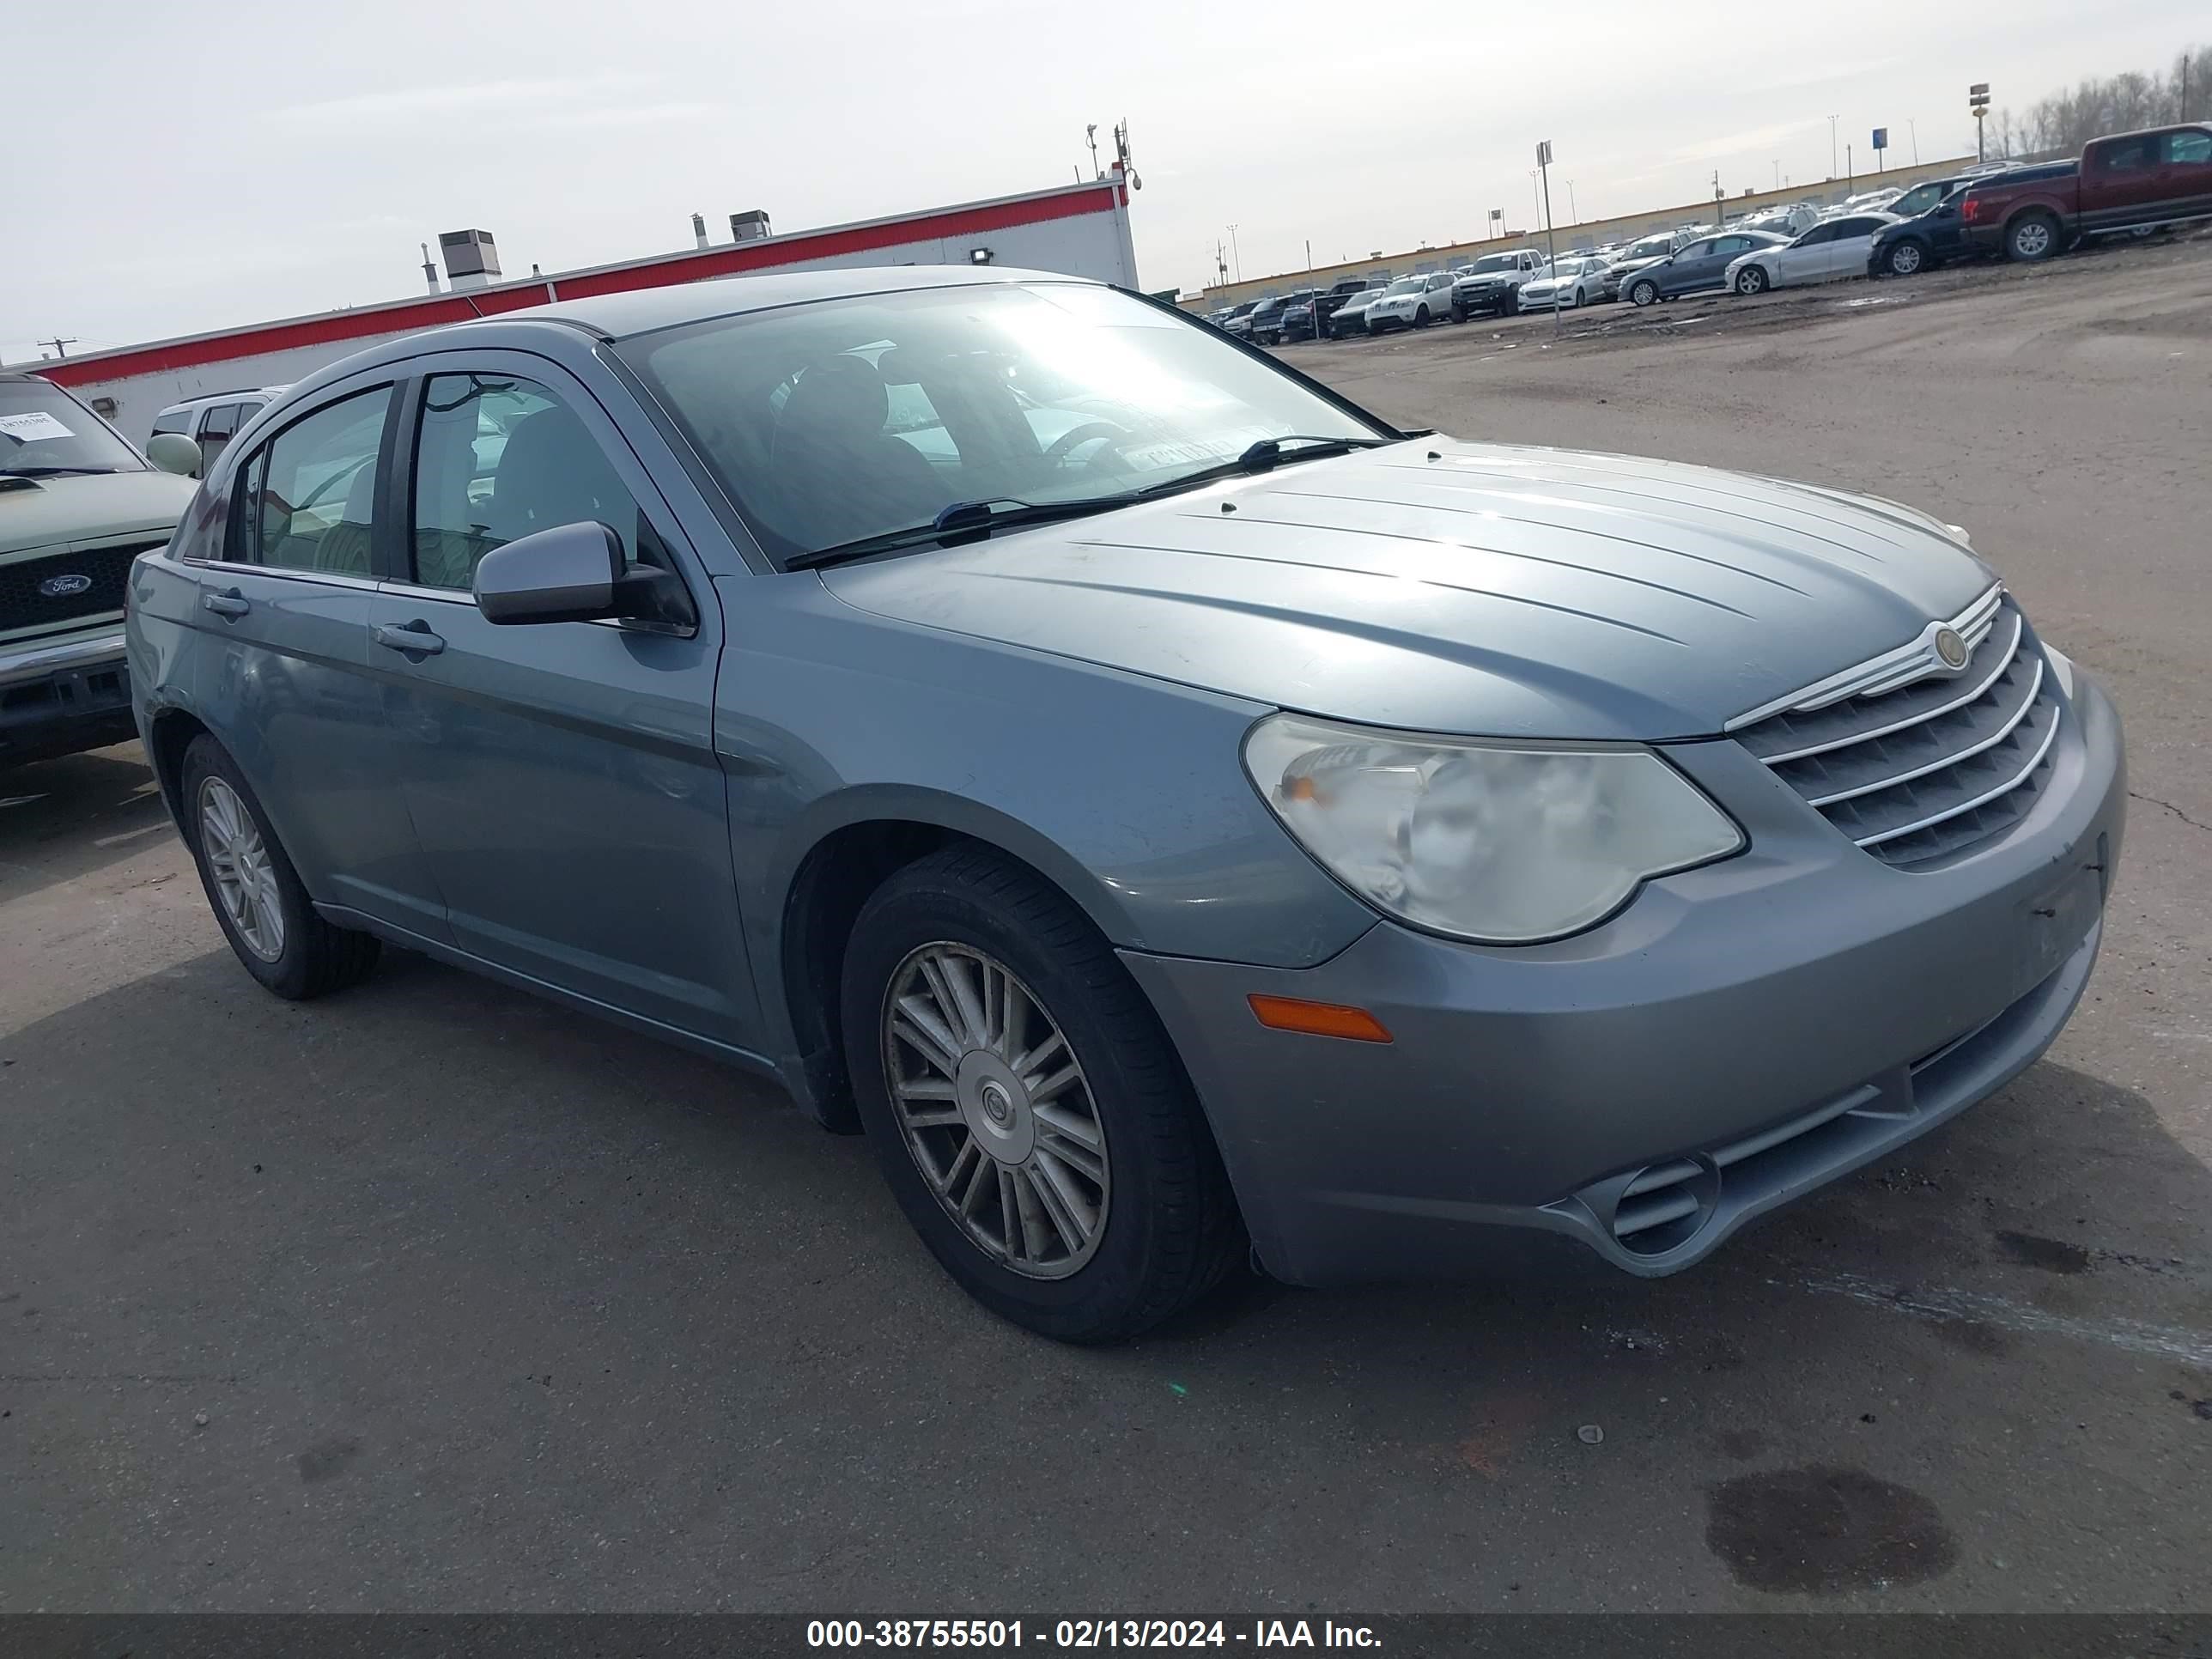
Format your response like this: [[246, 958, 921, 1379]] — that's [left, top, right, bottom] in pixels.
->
[[315, 902, 786, 1082]]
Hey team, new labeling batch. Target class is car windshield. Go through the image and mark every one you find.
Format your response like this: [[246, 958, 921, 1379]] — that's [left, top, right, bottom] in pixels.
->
[[618, 281, 1387, 564], [1626, 237, 1672, 258], [0, 380, 145, 476], [1465, 255, 1516, 274], [1381, 278, 1423, 296], [1890, 182, 1950, 216]]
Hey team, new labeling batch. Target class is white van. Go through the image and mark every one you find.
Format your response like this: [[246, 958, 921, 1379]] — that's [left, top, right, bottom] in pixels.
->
[[148, 388, 289, 478]]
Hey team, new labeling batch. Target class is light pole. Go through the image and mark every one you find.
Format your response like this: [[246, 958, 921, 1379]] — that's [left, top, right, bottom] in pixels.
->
[[1828, 114, 1840, 179], [1567, 179, 1578, 223], [1227, 224, 1242, 283], [1535, 142, 1560, 333], [1772, 159, 1781, 191], [1528, 169, 1542, 230], [1488, 207, 1503, 245]]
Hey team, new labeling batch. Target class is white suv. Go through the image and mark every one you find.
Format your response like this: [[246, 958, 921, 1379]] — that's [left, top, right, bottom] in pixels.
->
[[148, 387, 289, 479], [1361, 270, 1459, 332]]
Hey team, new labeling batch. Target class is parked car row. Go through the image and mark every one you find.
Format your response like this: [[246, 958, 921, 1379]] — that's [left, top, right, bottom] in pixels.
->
[[1195, 119, 2212, 343]]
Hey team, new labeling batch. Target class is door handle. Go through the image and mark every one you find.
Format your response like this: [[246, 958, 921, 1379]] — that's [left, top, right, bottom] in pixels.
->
[[202, 588, 249, 618], [372, 621, 447, 656]]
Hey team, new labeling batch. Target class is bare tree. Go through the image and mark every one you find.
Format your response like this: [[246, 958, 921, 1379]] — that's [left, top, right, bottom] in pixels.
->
[[1994, 45, 2209, 159]]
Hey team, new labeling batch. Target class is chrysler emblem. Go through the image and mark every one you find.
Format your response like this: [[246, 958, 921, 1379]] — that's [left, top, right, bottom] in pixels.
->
[[1934, 626, 1969, 669], [39, 573, 93, 598]]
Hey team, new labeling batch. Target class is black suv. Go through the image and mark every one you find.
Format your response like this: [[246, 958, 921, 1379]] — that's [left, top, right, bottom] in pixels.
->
[[1281, 279, 1376, 343]]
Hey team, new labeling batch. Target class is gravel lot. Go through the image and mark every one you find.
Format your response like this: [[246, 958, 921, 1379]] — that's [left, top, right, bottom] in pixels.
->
[[5, 241, 2209, 1615]]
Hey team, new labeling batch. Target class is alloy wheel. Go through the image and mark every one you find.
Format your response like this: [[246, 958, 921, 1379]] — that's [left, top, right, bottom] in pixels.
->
[[1890, 242, 1923, 275], [198, 775, 285, 962], [881, 943, 1110, 1279]]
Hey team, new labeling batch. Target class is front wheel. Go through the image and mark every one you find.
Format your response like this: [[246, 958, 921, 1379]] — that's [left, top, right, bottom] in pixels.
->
[[842, 847, 1243, 1343], [1885, 240, 1925, 276], [2008, 212, 2060, 262], [180, 736, 381, 1000], [1734, 264, 1770, 295], [1627, 278, 1659, 307], [1413, 306, 1431, 328]]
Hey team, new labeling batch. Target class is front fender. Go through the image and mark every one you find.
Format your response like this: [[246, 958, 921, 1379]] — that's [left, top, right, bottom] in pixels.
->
[[713, 574, 1381, 1077]]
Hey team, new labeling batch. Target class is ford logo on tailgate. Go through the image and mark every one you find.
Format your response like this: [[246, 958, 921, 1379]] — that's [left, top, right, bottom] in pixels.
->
[[39, 573, 94, 597]]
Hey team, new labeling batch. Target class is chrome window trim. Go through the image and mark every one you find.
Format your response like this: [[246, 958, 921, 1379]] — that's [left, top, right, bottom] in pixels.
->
[[182, 559, 382, 592]]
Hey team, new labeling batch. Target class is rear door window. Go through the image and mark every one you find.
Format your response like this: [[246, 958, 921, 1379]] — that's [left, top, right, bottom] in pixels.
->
[[234, 386, 392, 575], [2097, 137, 2154, 173], [197, 404, 241, 473]]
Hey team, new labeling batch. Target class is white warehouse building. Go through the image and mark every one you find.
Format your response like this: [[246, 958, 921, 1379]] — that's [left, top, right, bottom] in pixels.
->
[[19, 177, 1141, 441]]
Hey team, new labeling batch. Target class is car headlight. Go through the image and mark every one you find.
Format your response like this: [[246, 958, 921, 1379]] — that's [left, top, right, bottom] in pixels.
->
[[1243, 714, 1745, 945]]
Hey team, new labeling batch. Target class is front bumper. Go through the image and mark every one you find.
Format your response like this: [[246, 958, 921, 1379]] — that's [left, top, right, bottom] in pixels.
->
[[1123, 674, 2124, 1287], [0, 629, 136, 765]]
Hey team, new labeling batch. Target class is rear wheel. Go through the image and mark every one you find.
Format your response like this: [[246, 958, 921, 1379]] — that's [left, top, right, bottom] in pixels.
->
[[1627, 278, 1659, 307], [180, 736, 380, 1000], [1734, 264, 1770, 295], [1885, 240, 1926, 276], [842, 846, 1243, 1343], [2008, 212, 2060, 262]]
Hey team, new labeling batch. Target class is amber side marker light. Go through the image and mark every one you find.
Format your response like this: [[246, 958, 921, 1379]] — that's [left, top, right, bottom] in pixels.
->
[[1247, 994, 1394, 1043]]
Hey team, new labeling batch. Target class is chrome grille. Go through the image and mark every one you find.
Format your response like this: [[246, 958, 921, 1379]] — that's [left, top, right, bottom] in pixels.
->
[[1735, 591, 2062, 868]]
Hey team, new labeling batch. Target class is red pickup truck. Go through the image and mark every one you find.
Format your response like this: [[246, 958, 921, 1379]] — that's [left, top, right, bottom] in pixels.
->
[[1960, 123, 2212, 260]]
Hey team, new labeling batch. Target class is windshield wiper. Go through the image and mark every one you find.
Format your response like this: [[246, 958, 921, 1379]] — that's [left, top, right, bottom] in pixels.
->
[[0, 465, 125, 478], [786, 494, 1141, 569], [785, 436, 1398, 570], [1131, 434, 1395, 498]]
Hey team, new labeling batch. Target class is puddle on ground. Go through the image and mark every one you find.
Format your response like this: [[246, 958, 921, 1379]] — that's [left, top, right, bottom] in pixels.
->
[[1705, 1465, 1958, 1594]]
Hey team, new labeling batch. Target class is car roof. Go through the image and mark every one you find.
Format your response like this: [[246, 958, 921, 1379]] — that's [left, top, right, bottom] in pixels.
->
[[155, 386, 289, 413], [516, 264, 1088, 342]]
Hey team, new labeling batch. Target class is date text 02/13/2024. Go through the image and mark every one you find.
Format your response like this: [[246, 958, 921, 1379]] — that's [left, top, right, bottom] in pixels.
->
[[805, 1620, 1382, 1649]]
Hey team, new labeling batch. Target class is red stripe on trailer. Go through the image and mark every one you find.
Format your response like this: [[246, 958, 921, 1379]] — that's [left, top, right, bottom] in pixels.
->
[[33, 184, 1123, 388]]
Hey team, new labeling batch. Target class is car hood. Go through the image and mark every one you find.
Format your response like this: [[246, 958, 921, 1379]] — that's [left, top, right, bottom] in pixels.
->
[[1, 469, 197, 556], [820, 440, 1998, 742]]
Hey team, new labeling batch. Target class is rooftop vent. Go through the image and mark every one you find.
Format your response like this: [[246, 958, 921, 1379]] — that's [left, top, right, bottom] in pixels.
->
[[730, 210, 773, 243], [438, 229, 501, 292]]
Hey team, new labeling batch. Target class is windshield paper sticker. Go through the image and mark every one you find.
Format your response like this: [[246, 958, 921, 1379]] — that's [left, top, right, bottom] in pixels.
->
[[0, 411, 77, 444]]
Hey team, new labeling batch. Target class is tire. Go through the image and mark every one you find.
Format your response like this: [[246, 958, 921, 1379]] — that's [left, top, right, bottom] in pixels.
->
[[179, 735, 380, 1000], [842, 847, 1243, 1343], [1413, 306, 1431, 329], [1885, 240, 1925, 276], [1450, 304, 1468, 324], [2008, 212, 2060, 262], [1734, 264, 1770, 295], [1628, 278, 1658, 307]]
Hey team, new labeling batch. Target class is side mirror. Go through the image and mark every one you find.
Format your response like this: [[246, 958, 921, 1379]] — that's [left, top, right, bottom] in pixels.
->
[[471, 520, 692, 629], [147, 433, 201, 477]]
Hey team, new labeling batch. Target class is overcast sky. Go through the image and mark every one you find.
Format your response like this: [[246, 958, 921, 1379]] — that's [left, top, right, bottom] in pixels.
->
[[6, 0, 2203, 360]]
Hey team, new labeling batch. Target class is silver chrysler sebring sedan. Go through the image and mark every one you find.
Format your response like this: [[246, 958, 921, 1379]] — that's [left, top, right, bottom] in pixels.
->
[[126, 266, 2124, 1341]]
